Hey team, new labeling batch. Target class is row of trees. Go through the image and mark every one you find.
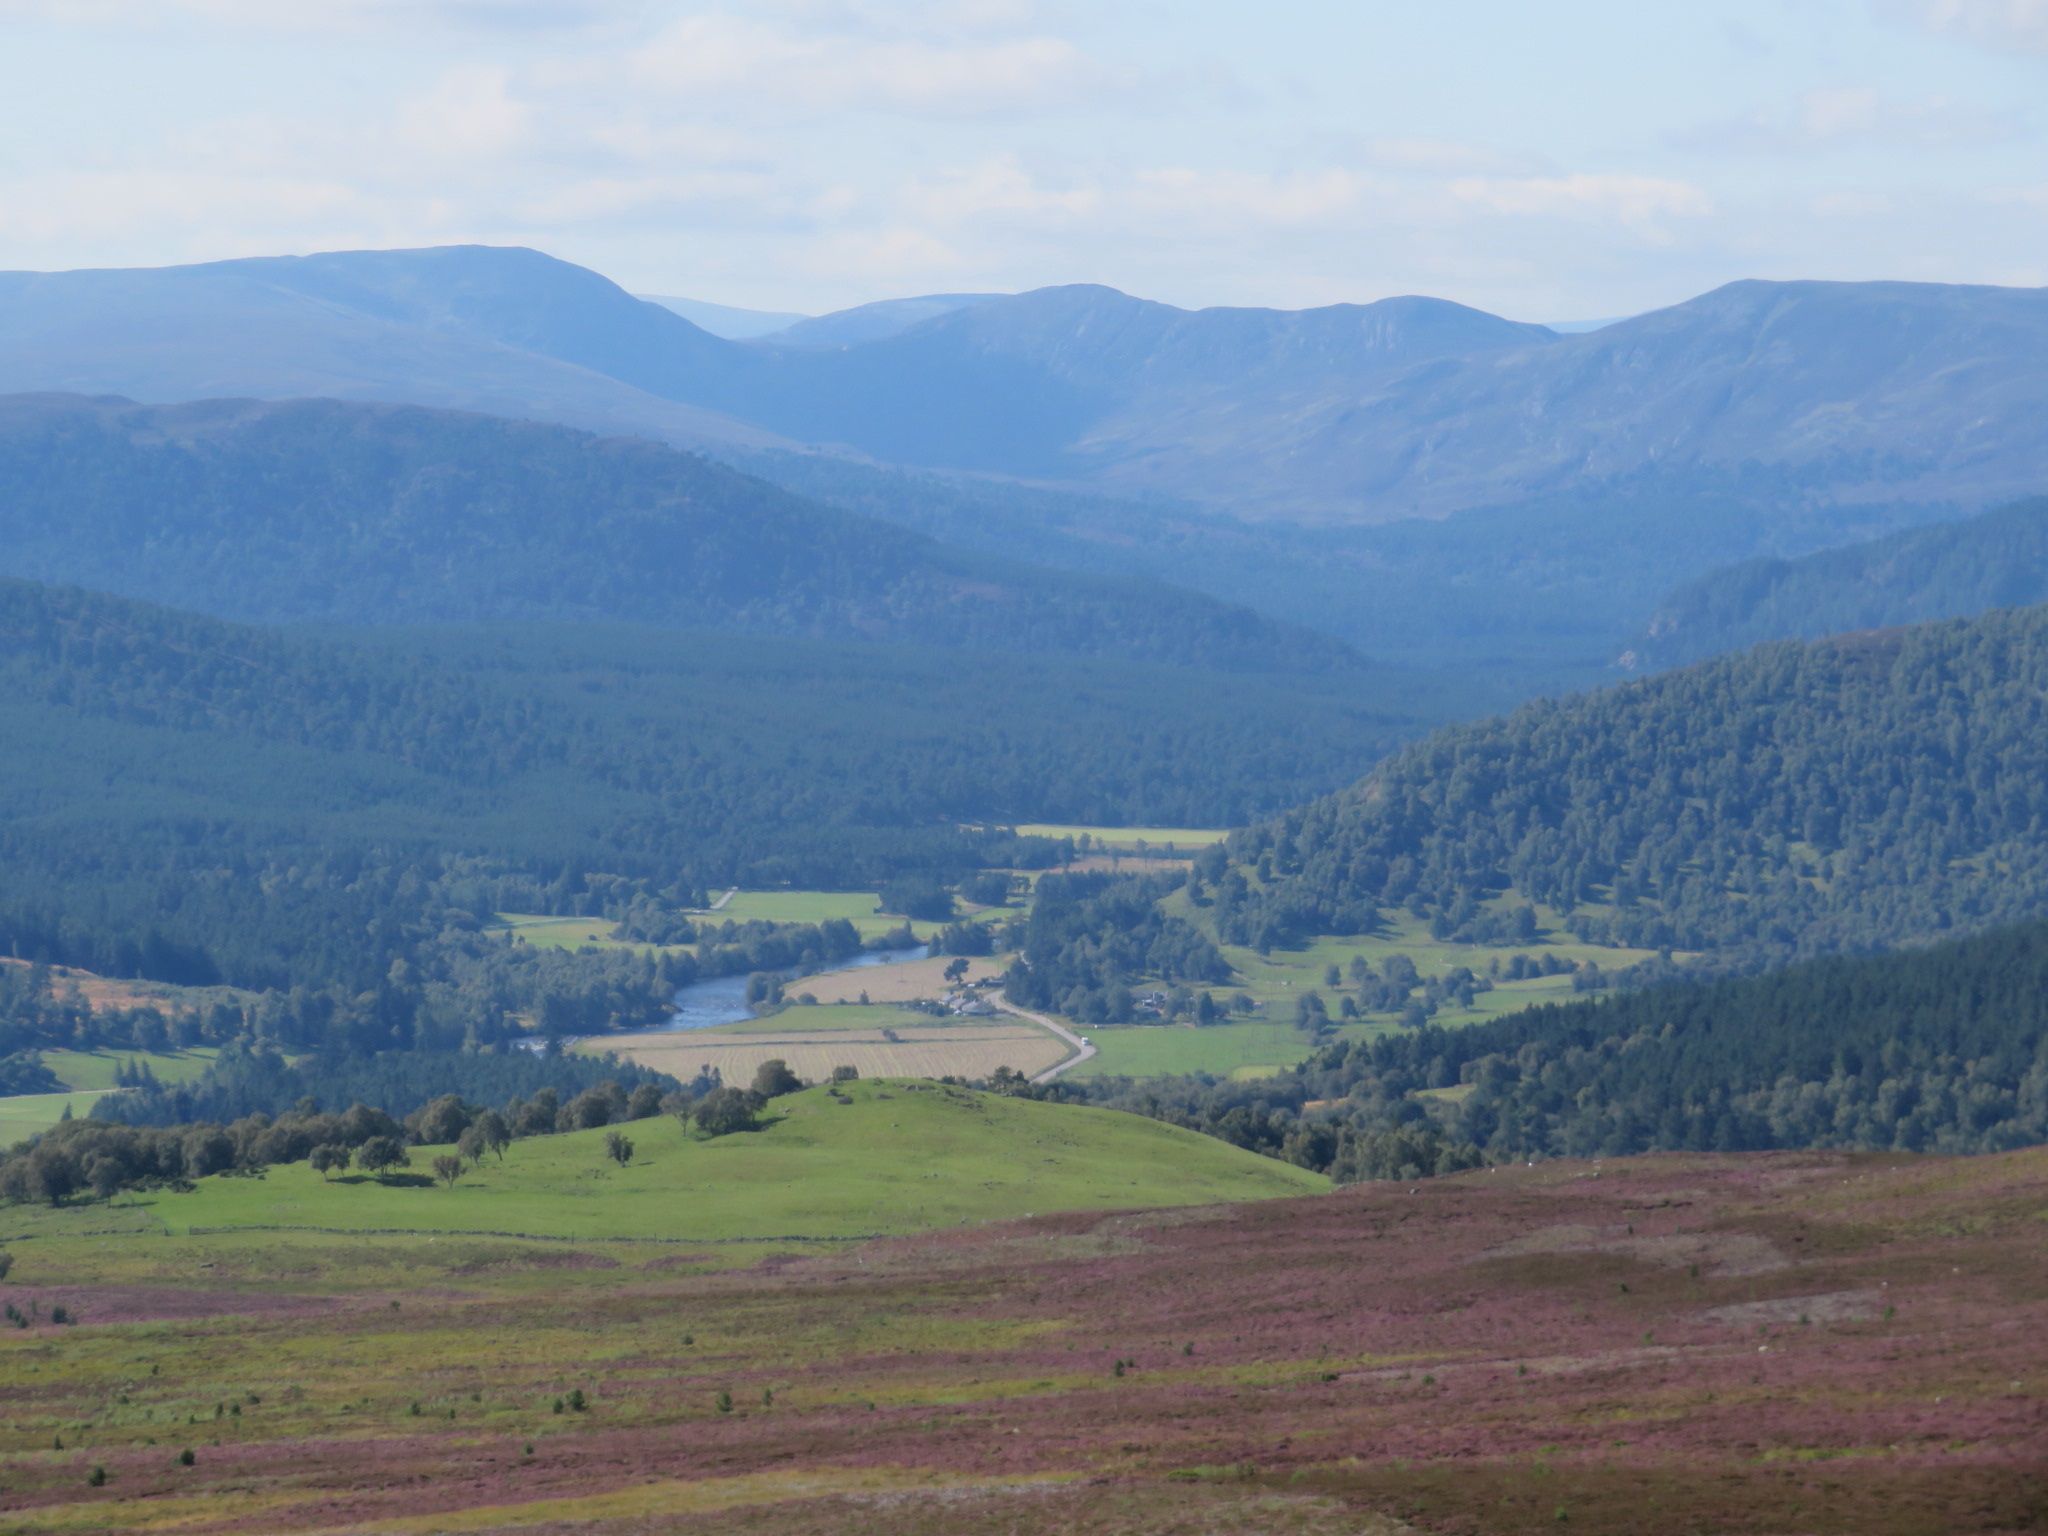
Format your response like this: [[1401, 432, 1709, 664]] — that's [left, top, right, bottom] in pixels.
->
[[6, 1049, 828, 1205]]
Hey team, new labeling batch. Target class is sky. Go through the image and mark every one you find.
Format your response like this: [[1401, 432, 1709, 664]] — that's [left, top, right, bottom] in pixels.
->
[[1, 1, 2046, 319]]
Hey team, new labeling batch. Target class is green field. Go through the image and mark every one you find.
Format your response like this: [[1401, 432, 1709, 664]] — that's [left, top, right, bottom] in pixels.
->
[[145, 1080, 1325, 1242], [710, 890, 904, 937], [1163, 889, 1669, 1030], [1025, 888, 1679, 1084], [0, 1048, 222, 1144], [38, 1046, 217, 1092], [1012, 823, 1229, 848], [493, 912, 649, 951], [500, 892, 954, 951], [0, 1090, 109, 1145]]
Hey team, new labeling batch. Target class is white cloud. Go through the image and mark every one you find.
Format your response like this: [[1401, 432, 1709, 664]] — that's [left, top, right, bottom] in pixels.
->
[[0, 0, 642, 32], [1813, 191, 1896, 216], [1889, 0, 2048, 57], [396, 66, 533, 159], [623, 9, 1126, 119], [1448, 174, 1714, 229], [4, 0, 2048, 319], [1352, 137, 1535, 176], [1676, 86, 2016, 151]]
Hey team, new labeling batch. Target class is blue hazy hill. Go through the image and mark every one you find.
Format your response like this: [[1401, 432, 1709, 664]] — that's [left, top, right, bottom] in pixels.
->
[[1628, 496, 2048, 669]]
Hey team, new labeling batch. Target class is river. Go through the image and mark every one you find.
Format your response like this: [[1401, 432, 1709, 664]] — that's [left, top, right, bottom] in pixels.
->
[[519, 941, 931, 1052], [645, 942, 932, 1035]]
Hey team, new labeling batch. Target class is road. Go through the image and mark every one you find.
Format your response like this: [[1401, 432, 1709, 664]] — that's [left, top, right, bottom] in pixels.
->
[[998, 1002, 1098, 1084]]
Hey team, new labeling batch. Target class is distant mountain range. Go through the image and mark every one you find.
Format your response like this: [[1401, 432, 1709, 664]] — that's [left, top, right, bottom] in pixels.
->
[[10, 243, 2048, 673], [639, 294, 810, 339], [0, 392, 1351, 672], [17, 245, 2048, 529], [759, 293, 1001, 350]]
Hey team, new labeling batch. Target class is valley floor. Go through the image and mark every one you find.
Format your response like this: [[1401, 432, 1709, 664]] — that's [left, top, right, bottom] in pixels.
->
[[0, 1142, 2042, 1535]]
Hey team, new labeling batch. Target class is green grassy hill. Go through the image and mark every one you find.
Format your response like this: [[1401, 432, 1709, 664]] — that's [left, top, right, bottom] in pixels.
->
[[147, 1081, 1325, 1242]]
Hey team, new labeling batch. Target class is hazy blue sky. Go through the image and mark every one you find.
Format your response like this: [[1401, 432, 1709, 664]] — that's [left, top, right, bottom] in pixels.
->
[[3, 1, 2046, 318]]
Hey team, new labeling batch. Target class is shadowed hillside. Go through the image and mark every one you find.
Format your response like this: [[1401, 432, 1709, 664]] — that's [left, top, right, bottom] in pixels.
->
[[0, 392, 1355, 672], [1628, 496, 2048, 669]]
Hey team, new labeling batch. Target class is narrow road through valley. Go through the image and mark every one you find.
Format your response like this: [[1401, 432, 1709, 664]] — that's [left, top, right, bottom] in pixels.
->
[[998, 1002, 1098, 1083]]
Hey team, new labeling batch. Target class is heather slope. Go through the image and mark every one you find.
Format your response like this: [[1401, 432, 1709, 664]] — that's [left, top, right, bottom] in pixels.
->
[[1, 1145, 2042, 1534]]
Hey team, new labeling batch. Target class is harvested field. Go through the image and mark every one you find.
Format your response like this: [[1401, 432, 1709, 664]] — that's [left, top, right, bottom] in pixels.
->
[[606, 1022, 1067, 1083], [796, 955, 1006, 1004]]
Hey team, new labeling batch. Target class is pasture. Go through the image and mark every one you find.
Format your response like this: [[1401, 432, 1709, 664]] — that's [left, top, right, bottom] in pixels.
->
[[137, 1081, 1323, 1243], [1162, 889, 1671, 1033], [493, 912, 645, 951], [0, 1091, 108, 1144], [709, 890, 902, 939], [0, 1051, 220, 1143], [39, 1047, 217, 1093]]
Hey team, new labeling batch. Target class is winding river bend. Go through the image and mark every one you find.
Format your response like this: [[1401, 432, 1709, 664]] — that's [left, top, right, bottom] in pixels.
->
[[654, 942, 931, 1034]]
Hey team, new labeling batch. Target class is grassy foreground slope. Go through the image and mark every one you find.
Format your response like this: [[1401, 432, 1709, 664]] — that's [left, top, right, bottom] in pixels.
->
[[1, 1146, 2042, 1535], [151, 1082, 1324, 1241]]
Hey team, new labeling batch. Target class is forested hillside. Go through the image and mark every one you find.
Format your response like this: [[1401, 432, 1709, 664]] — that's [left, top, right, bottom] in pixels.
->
[[0, 578, 1442, 992], [0, 393, 1351, 673], [1630, 497, 2048, 668], [1228, 605, 2048, 964]]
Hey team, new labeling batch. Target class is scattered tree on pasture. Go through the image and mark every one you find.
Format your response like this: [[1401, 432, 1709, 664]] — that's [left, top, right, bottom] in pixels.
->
[[603, 1131, 633, 1166], [431, 1155, 464, 1188], [354, 1136, 409, 1179], [472, 1108, 511, 1158], [751, 1059, 801, 1098], [692, 1087, 763, 1137]]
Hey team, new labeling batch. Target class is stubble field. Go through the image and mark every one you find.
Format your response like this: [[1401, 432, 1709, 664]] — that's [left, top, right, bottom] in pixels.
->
[[602, 1022, 1068, 1086]]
